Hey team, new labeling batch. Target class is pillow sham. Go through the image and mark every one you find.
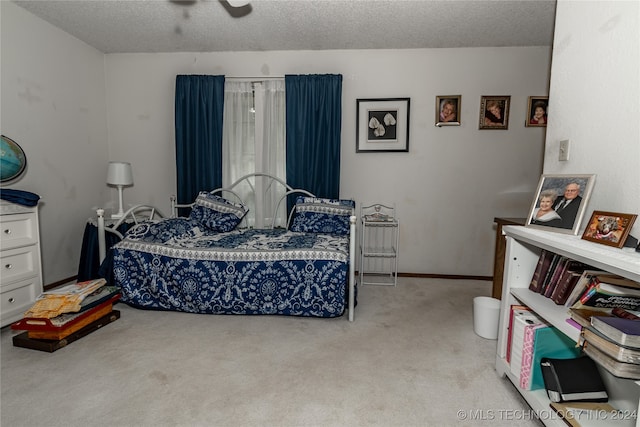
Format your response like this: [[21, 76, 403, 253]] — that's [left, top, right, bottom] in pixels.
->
[[289, 196, 355, 235], [189, 192, 248, 232]]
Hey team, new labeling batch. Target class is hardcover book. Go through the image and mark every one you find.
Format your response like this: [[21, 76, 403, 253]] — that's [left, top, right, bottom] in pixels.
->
[[582, 341, 640, 380], [564, 270, 603, 308], [540, 356, 608, 403], [590, 316, 640, 348], [572, 279, 640, 311], [529, 250, 554, 293], [581, 326, 640, 364], [550, 260, 590, 305], [529, 326, 582, 390]]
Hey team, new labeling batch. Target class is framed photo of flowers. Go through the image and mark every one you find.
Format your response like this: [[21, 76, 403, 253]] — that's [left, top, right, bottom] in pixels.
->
[[356, 98, 410, 152]]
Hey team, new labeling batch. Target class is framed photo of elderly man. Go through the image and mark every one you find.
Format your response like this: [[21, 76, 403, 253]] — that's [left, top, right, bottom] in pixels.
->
[[526, 174, 596, 235]]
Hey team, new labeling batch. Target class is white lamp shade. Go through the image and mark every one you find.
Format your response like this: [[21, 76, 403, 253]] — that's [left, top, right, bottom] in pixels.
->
[[106, 162, 133, 186]]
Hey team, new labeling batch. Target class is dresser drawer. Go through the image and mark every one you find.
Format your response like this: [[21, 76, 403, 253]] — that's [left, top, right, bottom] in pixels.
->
[[0, 213, 38, 250], [1, 278, 40, 327], [0, 246, 39, 286]]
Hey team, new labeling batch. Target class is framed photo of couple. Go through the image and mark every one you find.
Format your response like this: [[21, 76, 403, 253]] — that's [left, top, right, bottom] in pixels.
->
[[526, 174, 596, 235]]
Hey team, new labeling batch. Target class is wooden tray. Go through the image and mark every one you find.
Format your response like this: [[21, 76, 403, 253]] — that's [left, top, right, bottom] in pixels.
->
[[12, 310, 120, 353]]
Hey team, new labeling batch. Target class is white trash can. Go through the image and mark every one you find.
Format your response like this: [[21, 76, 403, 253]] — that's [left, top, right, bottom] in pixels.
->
[[473, 296, 501, 339]]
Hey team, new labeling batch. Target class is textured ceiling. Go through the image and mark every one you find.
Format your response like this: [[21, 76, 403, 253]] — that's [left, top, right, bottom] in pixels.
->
[[13, 0, 557, 54]]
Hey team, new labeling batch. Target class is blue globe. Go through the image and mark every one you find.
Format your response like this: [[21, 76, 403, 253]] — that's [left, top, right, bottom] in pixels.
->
[[1, 135, 27, 182]]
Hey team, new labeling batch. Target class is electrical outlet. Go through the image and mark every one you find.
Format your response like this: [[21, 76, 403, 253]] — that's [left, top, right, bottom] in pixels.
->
[[559, 140, 570, 161]]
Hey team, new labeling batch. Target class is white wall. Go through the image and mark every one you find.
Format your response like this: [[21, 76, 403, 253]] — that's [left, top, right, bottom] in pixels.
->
[[3, 1, 551, 283], [106, 47, 550, 276], [544, 0, 640, 239], [1, 2, 108, 284]]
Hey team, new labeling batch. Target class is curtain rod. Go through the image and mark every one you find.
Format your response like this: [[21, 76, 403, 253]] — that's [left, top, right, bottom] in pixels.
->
[[225, 76, 284, 80]]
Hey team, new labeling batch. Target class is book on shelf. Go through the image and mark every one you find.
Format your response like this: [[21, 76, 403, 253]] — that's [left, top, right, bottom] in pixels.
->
[[543, 256, 570, 298], [540, 356, 608, 403], [506, 305, 531, 363], [510, 310, 545, 381], [564, 270, 605, 308], [550, 261, 591, 305], [582, 341, 640, 380], [572, 280, 640, 311], [528, 326, 582, 390], [529, 250, 555, 293], [539, 254, 564, 296], [590, 316, 640, 348], [568, 308, 613, 329], [581, 326, 640, 364], [519, 320, 548, 390]]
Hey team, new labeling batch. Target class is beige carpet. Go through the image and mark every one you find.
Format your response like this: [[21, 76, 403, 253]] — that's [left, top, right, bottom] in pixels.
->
[[1, 278, 541, 427]]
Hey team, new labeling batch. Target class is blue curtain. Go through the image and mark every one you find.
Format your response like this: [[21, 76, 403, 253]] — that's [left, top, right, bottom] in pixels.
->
[[175, 75, 225, 207], [285, 74, 342, 201]]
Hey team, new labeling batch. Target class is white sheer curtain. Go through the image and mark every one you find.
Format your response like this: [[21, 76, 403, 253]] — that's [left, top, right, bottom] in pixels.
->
[[222, 79, 286, 228]]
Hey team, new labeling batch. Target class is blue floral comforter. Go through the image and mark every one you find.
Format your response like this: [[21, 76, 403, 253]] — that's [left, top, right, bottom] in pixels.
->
[[111, 218, 350, 317]]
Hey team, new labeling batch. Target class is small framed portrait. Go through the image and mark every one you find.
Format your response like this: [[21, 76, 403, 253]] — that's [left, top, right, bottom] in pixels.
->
[[356, 98, 410, 152], [479, 96, 510, 130], [435, 95, 461, 127], [581, 211, 637, 248], [526, 96, 549, 127], [526, 174, 596, 235]]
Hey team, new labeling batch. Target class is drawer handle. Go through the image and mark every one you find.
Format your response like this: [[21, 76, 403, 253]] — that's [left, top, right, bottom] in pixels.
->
[[5, 264, 13, 270], [8, 297, 15, 303], [3, 229, 10, 235]]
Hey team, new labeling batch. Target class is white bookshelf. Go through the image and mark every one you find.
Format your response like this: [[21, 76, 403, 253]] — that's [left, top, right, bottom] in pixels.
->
[[495, 226, 640, 427]]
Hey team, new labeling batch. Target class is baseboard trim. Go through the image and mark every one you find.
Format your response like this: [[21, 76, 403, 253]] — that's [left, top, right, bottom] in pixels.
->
[[398, 272, 492, 281], [46, 273, 491, 291], [44, 275, 78, 291], [355, 271, 492, 281]]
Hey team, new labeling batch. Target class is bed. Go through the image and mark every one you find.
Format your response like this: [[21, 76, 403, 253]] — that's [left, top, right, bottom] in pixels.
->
[[97, 173, 357, 321]]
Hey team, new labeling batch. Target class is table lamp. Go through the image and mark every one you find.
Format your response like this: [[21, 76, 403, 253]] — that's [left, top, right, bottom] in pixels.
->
[[106, 161, 133, 219]]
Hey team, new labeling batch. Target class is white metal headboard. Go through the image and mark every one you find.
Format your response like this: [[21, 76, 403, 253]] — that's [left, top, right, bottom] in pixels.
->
[[170, 172, 314, 229]]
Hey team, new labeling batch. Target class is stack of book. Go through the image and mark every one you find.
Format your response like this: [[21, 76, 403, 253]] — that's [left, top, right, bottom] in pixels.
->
[[11, 279, 121, 352], [528, 250, 640, 311], [580, 315, 640, 380], [507, 305, 581, 391]]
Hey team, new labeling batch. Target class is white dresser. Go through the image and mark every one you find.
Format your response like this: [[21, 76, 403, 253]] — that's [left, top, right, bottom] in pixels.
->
[[0, 200, 43, 327]]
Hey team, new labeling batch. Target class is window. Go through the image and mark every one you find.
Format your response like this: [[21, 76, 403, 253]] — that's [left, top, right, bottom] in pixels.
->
[[222, 80, 286, 227]]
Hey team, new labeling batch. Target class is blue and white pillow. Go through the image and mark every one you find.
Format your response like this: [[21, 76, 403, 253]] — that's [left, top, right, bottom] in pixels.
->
[[189, 192, 248, 232], [289, 196, 354, 235]]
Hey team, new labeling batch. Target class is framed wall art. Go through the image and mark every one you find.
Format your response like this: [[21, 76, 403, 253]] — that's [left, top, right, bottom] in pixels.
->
[[526, 96, 548, 127], [435, 95, 461, 127], [356, 98, 410, 152], [526, 174, 596, 235], [581, 211, 637, 248], [479, 95, 510, 130]]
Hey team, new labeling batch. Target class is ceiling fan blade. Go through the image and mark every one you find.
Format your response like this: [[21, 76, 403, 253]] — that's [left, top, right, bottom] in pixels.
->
[[219, 0, 252, 18]]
